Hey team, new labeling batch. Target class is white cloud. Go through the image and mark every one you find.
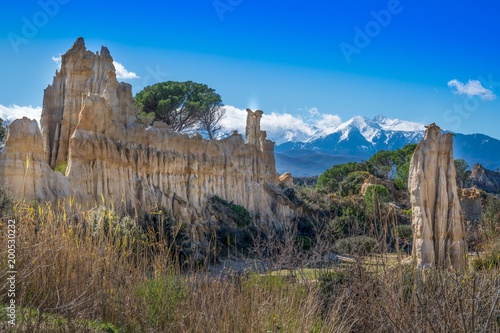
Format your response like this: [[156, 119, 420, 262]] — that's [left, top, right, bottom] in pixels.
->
[[0, 105, 42, 123], [315, 114, 342, 135], [52, 55, 62, 68], [113, 61, 140, 80], [220, 105, 247, 135], [221, 105, 342, 144], [447, 79, 496, 100]]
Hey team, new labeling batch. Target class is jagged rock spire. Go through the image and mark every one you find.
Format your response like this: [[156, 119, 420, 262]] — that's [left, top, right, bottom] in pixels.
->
[[40, 37, 134, 168], [409, 123, 467, 269]]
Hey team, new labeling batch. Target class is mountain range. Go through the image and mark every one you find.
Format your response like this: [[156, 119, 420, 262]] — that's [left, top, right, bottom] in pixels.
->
[[271, 115, 500, 177]]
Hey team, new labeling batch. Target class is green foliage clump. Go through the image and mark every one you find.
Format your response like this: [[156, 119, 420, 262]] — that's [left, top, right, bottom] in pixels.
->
[[338, 171, 370, 196], [209, 196, 251, 227], [88, 206, 147, 249], [208, 196, 255, 255], [317, 144, 417, 194], [316, 162, 365, 193], [363, 184, 391, 215], [454, 159, 470, 187], [401, 208, 412, 217], [481, 195, 500, 241], [329, 214, 367, 240], [396, 224, 413, 242], [368, 143, 417, 189], [368, 150, 394, 179], [393, 161, 410, 190], [472, 252, 500, 271], [336, 236, 378, 255], [0, 186, 14, 218], [135, 108, 156, 126], [134, 81, 225, 138], [136, 275, 187, 331], [54, 160, 68, 174]]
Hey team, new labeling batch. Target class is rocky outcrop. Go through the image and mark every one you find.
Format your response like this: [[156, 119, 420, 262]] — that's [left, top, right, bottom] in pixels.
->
[[360, 174, 385, 195], [409, 123, 467, 269], [0, 38, 296, 232], [470, 164, 500, 194], [41, 37, 136, 169], [459, 188, 486, 222], [279, 172, 293, 188], [0, 117, 72, 201]]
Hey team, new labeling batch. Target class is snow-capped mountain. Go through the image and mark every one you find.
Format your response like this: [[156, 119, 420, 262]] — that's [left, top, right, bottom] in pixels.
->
[[219, 108, 500, 176], [273, 115, 500, 177], [276, 115, 425, 156]]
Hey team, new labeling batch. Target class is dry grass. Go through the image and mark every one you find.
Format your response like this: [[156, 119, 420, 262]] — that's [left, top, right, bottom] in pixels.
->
[[0, 199, 499, 332]]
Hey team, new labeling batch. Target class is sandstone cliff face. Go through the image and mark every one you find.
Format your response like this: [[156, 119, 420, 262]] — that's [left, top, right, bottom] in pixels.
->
[[0, 38, 296, 231], [0, 117, 73, 203], [409, 123, 467, 269]]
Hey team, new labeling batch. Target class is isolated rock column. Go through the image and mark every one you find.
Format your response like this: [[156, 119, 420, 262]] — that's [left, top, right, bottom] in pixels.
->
[[408, 123, 467, 269]]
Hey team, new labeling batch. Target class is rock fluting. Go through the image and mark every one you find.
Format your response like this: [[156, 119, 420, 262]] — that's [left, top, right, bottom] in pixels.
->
[[0, 38, 296, 231], [408, 123, 467, 269]]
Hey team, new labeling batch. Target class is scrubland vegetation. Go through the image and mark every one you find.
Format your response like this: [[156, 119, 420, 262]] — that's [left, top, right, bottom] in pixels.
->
[[1, 145, 499, 332]]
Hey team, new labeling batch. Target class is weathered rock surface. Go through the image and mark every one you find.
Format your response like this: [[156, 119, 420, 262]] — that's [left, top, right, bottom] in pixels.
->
[[0, 38, 296, 232], [409, 123, 467, 269], [470, 164, 500, 194], [0, 117, 72, 201]]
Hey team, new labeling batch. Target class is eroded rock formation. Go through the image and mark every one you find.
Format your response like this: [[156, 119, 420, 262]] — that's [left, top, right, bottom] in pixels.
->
[[470, 164, 500, 194], [0, 38, 296, 233], [409, 123, 467, 269]]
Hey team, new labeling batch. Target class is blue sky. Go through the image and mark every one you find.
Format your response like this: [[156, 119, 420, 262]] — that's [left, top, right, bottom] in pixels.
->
[[1, 0, 499, 138]]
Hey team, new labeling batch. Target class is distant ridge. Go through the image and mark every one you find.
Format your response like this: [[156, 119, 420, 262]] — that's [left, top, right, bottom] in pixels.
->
[[272, 115, 500, 176]]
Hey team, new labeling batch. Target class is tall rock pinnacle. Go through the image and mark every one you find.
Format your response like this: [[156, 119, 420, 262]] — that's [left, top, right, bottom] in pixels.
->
[[40, 37, 135, 168], [409, 123, 467, 269]]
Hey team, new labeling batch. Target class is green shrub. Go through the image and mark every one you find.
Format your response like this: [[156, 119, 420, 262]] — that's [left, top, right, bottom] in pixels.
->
[[338, 171, 370, 196], [336, 236, 377, 255], [207, 196, 255, 256], [87, 206, 147, 249], [396, 225, 412, 242], [363, 184, 391, 215], [136, 275, 187, 331], [472, 239, 500, 271], [472, 252, 500, 271], [394, 161, 410, 190], [0, 186, 14, 218], [401, 208, 412, 217], [243, 273, 294, 294], [54, 160, 68, 174], [209, 196, 251, 227], [329, 215, 367, 239], [481, 195, 500, 241], [316, 162, 363, 193]]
